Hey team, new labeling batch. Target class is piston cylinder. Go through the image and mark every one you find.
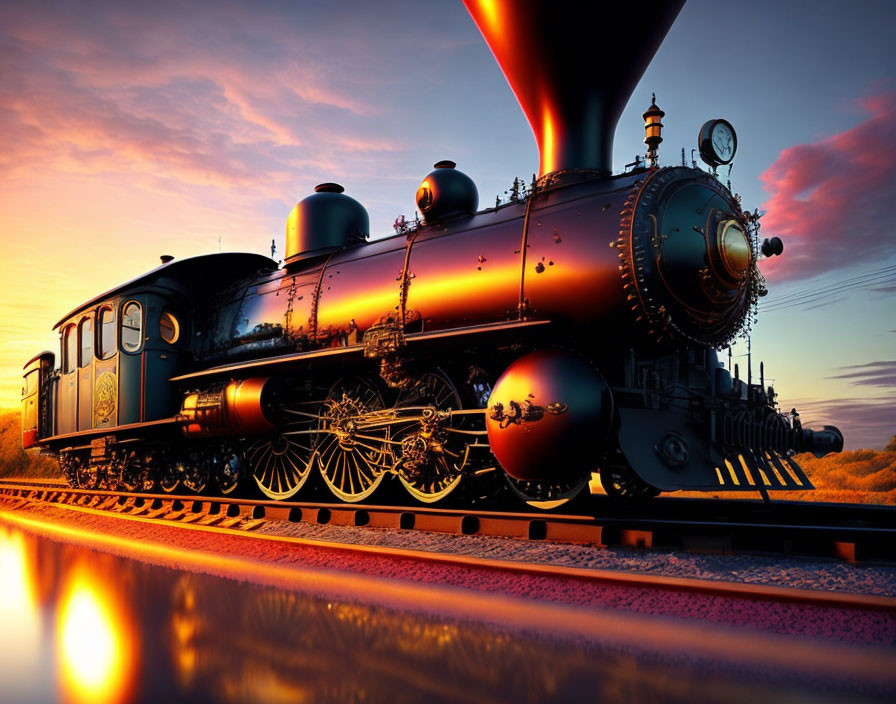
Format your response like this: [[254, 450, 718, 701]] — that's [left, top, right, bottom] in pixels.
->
[[179, 378, 276, 437]]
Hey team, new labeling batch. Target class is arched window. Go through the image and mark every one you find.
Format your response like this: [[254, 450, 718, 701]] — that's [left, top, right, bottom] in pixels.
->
[[63, 326, 77, 374], [98, 307, 116, 360], [159, 310, 180, 344], [121, 301, 143, 352], [78, 317, 93, 367]]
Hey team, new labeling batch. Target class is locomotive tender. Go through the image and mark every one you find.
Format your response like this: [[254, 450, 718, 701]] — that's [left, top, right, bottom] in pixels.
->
[[21, 0, 843, 505]]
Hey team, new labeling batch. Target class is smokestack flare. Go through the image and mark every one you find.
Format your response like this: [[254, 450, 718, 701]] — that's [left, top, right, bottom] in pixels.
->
[[463, 0, 685, 176]]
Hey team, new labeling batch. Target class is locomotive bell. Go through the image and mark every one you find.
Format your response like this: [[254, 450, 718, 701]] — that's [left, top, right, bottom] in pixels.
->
[[486, 350, 613, 482], [416, 161, 478, 224], [285, 183, 369, 265]]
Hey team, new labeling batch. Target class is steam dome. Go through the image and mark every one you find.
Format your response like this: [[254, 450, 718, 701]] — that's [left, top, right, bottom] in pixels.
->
[[416, 161, 478, 224], [285, 183, 369, 265]]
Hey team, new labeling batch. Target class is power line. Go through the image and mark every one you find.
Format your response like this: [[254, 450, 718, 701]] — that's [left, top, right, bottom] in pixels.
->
[[761, 274, 896, 312], [761, 264, 896, 305], [762, 263, 896, 304], [759, 264, 896, 312]]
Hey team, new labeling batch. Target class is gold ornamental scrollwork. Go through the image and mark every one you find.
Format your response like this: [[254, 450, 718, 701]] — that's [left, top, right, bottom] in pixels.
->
[[94, 371, 117, 425], [489, 398, 567, 429]]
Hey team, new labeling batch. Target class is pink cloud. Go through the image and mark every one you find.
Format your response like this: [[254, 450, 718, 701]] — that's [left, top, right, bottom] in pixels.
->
[[758, 87, 896, 281], [0, 2, 404, 199]]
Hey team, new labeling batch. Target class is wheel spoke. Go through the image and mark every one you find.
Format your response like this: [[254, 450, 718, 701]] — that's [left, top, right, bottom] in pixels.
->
[[352, 451, 370, 486], [396, 371, 469, 503], [280, 408, 323, 419], [250, 394, 316, 500], [262, 452, 275, 487], [347, 453, 357, 493], [316, 376, 388, 502]]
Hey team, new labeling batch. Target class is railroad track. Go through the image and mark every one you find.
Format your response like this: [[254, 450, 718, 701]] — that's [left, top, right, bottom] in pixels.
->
[[2, 478, 894, 562]]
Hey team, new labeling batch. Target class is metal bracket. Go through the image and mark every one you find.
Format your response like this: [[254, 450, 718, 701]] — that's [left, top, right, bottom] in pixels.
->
[[362, 320, 406, 359]]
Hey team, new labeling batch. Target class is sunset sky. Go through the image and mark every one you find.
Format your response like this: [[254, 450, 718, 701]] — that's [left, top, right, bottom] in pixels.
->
[[1, 0, 894, 449]]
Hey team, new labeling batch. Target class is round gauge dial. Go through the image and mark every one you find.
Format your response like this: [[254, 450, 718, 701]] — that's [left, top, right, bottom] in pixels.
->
[[698, 119, 737, 167]]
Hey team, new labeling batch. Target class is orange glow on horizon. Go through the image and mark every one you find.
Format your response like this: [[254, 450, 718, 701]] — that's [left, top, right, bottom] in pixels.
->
[[56, 568, 136, 704]]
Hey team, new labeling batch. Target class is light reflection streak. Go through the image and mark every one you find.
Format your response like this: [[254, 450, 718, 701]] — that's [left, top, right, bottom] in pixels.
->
[[56, 568, 136, 704], [0, 528, 44, 697], [170, 577, 198, 688], [474, 0, 501, 39], [0, 527, 37, 609], [542, 104, 555, 175]]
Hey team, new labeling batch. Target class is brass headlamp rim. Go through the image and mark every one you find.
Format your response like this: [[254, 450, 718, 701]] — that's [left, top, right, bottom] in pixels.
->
[[716, 218, 752, 281]]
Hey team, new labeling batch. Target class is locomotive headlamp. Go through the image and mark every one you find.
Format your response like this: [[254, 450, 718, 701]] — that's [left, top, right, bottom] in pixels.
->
[[627, 171, 757, 347], [716, 219, 751, 280], [643, 93, 665, 167], [698, 119, 737, 168]]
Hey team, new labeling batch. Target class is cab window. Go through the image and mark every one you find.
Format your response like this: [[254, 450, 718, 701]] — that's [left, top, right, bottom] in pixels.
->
[[121, 301, 143, 352], [159, 310, 180, 344], [63, 326, 77, 373], [23, 369, 37, 397], [79, 317, 93, 366], [98, 306, 116, 359]]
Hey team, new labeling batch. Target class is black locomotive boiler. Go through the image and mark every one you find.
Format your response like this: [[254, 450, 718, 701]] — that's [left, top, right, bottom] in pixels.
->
[[21, 0, 843, 506]]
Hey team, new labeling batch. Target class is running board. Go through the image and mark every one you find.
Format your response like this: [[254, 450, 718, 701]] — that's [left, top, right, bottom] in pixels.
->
[[171, 319, 551, 382]]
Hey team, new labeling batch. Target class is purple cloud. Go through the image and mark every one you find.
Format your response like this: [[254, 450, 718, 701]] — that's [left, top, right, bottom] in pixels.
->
[[827, 361, 896, 388], [787, 393, 896, 451], [788, 360, 896, 449]]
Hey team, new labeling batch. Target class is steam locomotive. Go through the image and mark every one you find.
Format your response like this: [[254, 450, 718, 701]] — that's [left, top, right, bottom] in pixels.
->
[[20, 0, 843, 506]]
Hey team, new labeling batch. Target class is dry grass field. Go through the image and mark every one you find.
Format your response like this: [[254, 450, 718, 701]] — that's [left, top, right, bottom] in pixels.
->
[[630, 438, 896, 505], [0, 411, 61, 478], [772, 442, 896, 505]]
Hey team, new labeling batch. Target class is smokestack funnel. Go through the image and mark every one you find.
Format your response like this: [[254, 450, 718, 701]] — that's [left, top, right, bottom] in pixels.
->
[[463, 0, 685, 176]]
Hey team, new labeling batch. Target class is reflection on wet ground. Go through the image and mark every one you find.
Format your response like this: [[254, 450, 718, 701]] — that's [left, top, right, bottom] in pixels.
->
[[0, 523, 891, 704]]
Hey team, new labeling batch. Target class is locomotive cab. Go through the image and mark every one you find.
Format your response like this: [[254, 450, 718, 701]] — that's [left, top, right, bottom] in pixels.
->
[[144, 301, 190, 420], [115, 293, 193, 425], [48, 253, 275, 443], [55, 293, 192, 433]]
